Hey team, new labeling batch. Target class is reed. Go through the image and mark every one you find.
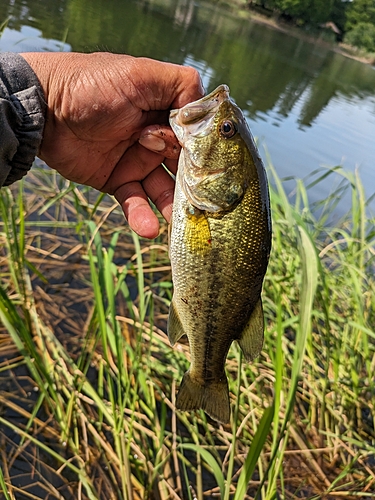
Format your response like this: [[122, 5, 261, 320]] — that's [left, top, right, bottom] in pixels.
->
[[0, 161, 374, 499]]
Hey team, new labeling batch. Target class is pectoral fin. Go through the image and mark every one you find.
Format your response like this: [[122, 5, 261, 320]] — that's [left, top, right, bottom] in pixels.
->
[[167, 299, 185, 346], [237, 298, 264, 362]]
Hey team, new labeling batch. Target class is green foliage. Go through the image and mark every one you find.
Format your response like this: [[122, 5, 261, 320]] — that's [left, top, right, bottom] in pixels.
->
[[344, 21, 375, 52], [250, 0, 375, 49], [276, 0, 334, 25], [252, 0, 339, 25], [1, 163, 374, 498], [345, 0, 375, 31], [0, 16, 9, 36], [330, 0, 350, 34]]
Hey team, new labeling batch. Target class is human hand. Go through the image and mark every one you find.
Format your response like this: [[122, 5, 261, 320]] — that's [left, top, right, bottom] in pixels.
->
[[21, 52, 203, 238]]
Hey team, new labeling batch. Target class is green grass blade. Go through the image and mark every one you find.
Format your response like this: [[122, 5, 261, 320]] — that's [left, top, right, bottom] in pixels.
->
[[0, 466, 12, 500], [234, 404, 275, 500], [179, 444, 225, 497]]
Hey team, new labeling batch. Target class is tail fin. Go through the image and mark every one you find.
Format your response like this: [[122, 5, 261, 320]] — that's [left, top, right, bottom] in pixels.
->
[[176, 371, 230, 424]]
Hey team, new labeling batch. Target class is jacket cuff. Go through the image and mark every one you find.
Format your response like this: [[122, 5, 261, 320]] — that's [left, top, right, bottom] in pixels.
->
[[0, 52, 46, 187]]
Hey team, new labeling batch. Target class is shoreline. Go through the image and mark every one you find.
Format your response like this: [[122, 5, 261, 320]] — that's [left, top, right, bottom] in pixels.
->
[[228, 2, 375, 66]]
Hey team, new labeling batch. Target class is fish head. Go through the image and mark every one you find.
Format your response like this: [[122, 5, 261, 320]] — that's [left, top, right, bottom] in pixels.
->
[[170, 85, 261, 212]]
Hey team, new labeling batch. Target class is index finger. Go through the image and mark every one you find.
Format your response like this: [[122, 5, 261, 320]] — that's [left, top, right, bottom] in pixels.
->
[[124, 58, 204, 111], [168, 64, 205, 108]]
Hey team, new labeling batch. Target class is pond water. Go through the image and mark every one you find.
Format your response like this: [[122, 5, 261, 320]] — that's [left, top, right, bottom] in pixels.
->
[[1, 0, 375, 213]]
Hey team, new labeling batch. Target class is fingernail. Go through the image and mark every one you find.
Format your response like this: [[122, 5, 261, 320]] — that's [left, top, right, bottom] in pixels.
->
[[139, 135, 166, 152]]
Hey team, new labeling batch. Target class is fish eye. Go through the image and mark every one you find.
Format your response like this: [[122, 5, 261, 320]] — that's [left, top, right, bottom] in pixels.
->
[[220, 120, 237, 139]]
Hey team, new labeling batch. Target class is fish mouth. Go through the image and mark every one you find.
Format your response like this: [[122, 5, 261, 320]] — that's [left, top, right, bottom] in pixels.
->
[[170, 85, 230, 141], [170, 84, 230, 125]]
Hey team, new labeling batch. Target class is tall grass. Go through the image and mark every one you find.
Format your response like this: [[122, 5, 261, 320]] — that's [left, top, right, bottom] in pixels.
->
[[0, 162, 374, 499]]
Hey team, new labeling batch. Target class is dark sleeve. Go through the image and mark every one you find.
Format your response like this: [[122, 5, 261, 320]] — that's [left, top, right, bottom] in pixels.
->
[[0, 52, 46, 187]]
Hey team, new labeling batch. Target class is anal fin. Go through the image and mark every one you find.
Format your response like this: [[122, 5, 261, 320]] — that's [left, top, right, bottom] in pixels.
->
[[237, 298, 264, 362]]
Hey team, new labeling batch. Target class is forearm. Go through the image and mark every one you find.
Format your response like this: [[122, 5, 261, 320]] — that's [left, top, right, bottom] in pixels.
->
[[0, 52, 46, 187], [0, 51, 203, 238]]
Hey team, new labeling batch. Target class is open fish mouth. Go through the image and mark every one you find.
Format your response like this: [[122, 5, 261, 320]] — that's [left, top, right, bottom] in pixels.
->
[[170, 85, 230, 141], [171, 84, 230, 124]]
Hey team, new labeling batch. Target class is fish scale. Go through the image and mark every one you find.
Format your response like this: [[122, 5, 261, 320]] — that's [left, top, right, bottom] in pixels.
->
[[168, 85, 272, 424]]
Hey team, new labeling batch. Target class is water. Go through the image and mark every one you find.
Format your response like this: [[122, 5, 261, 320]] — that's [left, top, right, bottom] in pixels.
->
[[1, 0, 375, 211]]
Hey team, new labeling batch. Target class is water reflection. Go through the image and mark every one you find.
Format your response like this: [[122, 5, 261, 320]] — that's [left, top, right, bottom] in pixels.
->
[[1, 0, 374, 201], [173, 0, 195, 28], [1, 0, 374, 128], [183, 54, 214, 91], [0, 25, 71, 52]]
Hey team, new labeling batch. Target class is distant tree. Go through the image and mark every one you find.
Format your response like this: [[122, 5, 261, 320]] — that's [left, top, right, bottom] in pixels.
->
[[345, 0, 375, 30], [306, 0, 334, 24], [330, 0, 350, 36], [279, 0, 337, 25], [344, 21, 375, 51], [250, 0, 339, 26]]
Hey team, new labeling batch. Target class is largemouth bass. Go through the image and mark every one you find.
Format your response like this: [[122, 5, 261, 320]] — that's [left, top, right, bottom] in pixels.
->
[[168, 85, 271, 424]]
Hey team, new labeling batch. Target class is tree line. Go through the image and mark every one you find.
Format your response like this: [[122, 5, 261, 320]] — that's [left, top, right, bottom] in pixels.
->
[[248, 0, 375, 53]]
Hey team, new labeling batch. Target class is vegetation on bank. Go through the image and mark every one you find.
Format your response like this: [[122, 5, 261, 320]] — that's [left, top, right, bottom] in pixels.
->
[[0, 161, 374, 499], [246, 0, 375, 54]]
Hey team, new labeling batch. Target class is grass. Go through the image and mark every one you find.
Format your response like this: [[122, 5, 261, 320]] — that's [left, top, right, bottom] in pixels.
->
[[0, 160, 374, 499]]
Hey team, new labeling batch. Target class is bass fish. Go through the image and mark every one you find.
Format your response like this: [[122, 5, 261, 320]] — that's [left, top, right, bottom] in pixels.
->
[[168, 85, 272, 424]]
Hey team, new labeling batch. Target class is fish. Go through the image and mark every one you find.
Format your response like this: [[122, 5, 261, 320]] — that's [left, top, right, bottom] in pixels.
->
[[168, 85, 272, 424]]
